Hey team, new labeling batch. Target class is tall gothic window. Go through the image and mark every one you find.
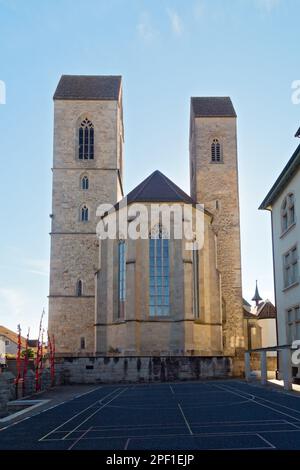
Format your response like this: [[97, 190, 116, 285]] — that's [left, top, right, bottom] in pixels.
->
[[79, 118, 94, 160], [81, 205, 89, 222], [76, 279, 83, 297], [81, 176, 89, 190], [192, 248, 199, 318], [118, 241, 126, 319], [281, 193, 295, 233], [149, 228, 170, 317], [211, 138, 222, 163]]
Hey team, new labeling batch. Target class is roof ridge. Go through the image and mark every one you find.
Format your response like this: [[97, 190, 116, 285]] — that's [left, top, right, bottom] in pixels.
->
[[60, 74, 122, 78], [159, 172, 194, 203], [129, 171, 158, 202]]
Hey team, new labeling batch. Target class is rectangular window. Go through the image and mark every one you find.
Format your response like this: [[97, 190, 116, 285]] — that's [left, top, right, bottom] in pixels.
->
[[284, 246, 299, 288], [286, 306, 300, 344], [149, 236, 170, 316], [118, 241, 126, 319], [80, 337, 85, 349], [289, 194, 295, 225]]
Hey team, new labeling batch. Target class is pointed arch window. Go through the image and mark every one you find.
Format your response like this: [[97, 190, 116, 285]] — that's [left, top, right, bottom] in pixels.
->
[[149, 226, 170, 317], [81, 176, 89, 190], [81, 205, 89, 222], [76, 280, 83, 297], [79, 118, 94, 160], [211, 138, 222, 163], [192, 247, 199, 318]]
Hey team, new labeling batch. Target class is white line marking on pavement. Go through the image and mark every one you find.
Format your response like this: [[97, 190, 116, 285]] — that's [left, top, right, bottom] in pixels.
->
[[256, 433, 276, 449], [39, 388, 120, 441], [124, 438, 130, 450], [62, 388, 128, 440], [68, 426, 93, 450], [216, 384, 300, 423], [178, 403, 193, 435]]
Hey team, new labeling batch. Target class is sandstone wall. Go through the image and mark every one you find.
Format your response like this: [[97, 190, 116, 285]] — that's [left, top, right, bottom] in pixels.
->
[[55, 356, 233, 384]]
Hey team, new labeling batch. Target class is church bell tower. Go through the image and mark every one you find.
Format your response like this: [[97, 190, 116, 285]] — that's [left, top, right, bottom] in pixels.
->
[[189, 97, 244, 359], [48, 75, 124, 355]]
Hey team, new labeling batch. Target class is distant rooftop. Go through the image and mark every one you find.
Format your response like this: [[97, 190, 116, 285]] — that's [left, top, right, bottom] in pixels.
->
[[53, 75, 122, 101], [295, 127, 300, 138], [191, 97, 236, 118]]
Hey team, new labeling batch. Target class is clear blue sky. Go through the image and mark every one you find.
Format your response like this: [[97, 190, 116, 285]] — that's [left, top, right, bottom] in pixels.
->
[[0, 0, 299, 337]]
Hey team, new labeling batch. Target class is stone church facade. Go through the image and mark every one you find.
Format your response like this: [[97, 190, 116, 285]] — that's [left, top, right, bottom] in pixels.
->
[[48, 75, 244, 365]]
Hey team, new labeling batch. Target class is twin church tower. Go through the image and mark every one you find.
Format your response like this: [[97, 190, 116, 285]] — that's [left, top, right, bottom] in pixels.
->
[[48, 75, 243, 364]]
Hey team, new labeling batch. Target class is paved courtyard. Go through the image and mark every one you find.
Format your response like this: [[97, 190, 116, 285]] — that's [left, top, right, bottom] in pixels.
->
[[1, 380, 300, 450]]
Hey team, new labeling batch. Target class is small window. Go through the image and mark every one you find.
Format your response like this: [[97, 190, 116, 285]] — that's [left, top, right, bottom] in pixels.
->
[[281, 193, 295, 233], [80, 337, 85, 349], [81, 176, 89, 190], [76, 280, 83, 297], [78, 118, 94, 160], [211, 138, 222, 163], [5, 340, 9, 346], [81, 205, 89, 222]]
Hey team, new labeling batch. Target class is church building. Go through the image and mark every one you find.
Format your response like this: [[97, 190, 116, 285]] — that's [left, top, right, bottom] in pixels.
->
[[48, 75, 244, 363]]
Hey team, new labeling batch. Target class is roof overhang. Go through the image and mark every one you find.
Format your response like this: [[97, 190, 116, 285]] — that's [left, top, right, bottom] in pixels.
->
[[259, 143, 300, 210]]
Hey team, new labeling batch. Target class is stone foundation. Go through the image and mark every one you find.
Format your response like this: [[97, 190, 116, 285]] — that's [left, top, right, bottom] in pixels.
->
[[55, 356, 234, 384]]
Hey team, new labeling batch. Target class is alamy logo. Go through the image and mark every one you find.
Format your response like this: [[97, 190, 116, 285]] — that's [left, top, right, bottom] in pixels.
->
[[0, 80, 6, 104], [291, 80, 300, 105], [96, 200, 205, 251]]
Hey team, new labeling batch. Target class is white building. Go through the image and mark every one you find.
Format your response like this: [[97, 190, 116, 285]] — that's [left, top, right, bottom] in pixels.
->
[[260, 134, 300, 358]]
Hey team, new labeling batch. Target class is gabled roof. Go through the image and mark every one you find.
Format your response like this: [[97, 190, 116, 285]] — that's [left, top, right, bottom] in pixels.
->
[[116, 170, 197, 208], [259, 143, 300, 210], [53, 75, 122, 101], [0, 325, 27, 348], [191, 97, 236, 118], [243, 308, 257, 319], [257, 300, 276, 319], [243, 297, 251, 307]]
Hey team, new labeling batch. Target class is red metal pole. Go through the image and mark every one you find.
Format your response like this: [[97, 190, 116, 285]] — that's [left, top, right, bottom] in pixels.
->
[[52, 335, 55, 386], [35, 310, 44, 392], [22, 328, 30, 397], [48, 331, 55, 387], [16, 324, 22, 398], [39, 329, 44, 389]]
